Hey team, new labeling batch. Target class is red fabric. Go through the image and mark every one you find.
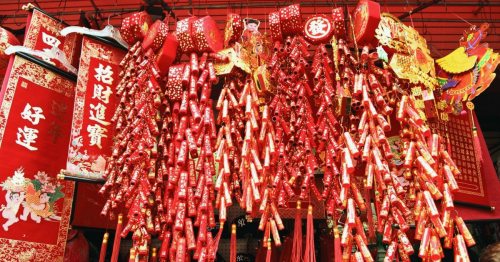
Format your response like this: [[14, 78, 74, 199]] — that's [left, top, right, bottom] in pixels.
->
[[351, 0, 381, 45], [23, 8, 79, 72], [66, 36, 126, 180], [455, 112, 500, 221], [64, 230, 89, 262], [0, 54, 75, 260], [436, 111, 489, 206]]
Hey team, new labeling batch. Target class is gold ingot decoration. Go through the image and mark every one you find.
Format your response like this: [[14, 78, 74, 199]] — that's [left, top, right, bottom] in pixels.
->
[[213, 47, 251, 76]]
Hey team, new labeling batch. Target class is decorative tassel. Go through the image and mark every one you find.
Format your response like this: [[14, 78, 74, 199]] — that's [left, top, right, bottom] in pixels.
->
[[363, 185, 376, 241], [151, 247, 158, 262], [468, 103, 483, 164], [304, 205, 316, 262], [473, 128, 483, 163], [209, 221, 224, 259], [266, 221, 272, 262], [110, 213, 123, 262], [99, 232, 109, 262], [334, 227, 342, 262], [292, 201, 303, 262], [230, 224, 237, 262]]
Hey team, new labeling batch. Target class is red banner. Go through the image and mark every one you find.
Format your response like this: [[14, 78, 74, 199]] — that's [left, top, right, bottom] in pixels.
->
[[435, 112, 489, 206], [0, 53, 76, 261], [66, 36, 126, 180], [68, 36, 126, 229], [23, 6, 79, 71]]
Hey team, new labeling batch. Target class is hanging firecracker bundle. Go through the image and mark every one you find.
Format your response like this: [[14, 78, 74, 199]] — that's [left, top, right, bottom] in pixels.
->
[[93, 1, 497, 260]]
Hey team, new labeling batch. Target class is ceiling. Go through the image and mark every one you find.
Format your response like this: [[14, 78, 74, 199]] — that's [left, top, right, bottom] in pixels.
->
[[1, 0, 500, 55], [0, 0, 499, 155]]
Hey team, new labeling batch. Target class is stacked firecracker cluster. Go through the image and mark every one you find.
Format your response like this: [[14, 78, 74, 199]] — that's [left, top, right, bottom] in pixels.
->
[[98, 4, 476, 262]]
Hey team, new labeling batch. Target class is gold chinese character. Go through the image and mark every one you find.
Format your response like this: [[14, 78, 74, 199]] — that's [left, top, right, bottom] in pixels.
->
[[441, 113, 449, 121], [87, 124, 108, 149], [47, 122, 65, 144], [93, 84, 113, 104], [51, 100, 69, 121], [89, 103, 111, 126], [94, 64, 114, 85]]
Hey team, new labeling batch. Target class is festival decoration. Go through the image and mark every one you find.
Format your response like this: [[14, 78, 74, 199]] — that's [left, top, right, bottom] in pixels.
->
[[0, 52, 76, 261], [22, 4, 79, 71], [303, 15, 334, 45], [64, 36, 127, 181], [351, 0, 381, 45], [437, 23, 499, 106], [0, 27, 20, 84], [6, 2, 491, 261]]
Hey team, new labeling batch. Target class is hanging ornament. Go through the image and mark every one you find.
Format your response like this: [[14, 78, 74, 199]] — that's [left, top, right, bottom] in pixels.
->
[[302, 15, 334, 45]]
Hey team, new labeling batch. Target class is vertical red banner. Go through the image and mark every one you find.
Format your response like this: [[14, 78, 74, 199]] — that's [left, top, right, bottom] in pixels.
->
[[435, 112, 488, 206], [0, 54, 76, 261], [66, 36, 126, 180], [67, 36, 126, 229], [23, 6, 79, 71]]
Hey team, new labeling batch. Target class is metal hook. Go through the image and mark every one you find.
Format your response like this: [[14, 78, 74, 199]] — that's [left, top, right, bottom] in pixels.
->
[[13, 11, 22, 26]]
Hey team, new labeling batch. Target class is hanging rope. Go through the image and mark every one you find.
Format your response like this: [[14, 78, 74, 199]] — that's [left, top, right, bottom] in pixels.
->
[[451, 12, 473, 26]]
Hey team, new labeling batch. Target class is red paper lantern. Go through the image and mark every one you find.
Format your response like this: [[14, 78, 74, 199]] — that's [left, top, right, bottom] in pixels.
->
[[142, 20, 169, 52], [351, 0, 381, 45], [176, 16, 197, 53], [120, 12, 152, 45], [192, 16, 223, 53]]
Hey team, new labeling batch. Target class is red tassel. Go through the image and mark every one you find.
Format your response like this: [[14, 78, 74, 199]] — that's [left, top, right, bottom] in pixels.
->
[[364, 185, 376, 241], [473, 129, 483, 164], [266, 221, 272, 262], [292, 201, 303, 262], [266, 240, 272, 262], [333, 227, 342, 262], [110, 214, 123, 262], [99, 232, 109, 262], [151, 247, 158, 262], [304, 205, 316, 262], [209, 222, 224, 260], [230, 224, 237, 262]]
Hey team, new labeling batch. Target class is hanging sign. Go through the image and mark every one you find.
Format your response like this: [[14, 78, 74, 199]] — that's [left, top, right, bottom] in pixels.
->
[[65, 35, 127, 181], [23, 4, 79, 71], [0, 53, 76, 261]]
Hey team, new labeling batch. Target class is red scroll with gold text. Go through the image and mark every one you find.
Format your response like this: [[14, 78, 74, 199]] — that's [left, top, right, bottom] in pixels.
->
[[67, 36, 126, 229], [0, 53, 76, 261], [66, 36, 126, 181], [23, 5, 79, 71], [435, 112, 489, 206]]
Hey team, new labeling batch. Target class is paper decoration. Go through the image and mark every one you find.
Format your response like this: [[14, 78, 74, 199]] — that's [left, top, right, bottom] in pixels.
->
[[66, 36, 127, 181], [303, 15, 334, 45], [23, 5, 79, 72], [0, 53, 75, 261]]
